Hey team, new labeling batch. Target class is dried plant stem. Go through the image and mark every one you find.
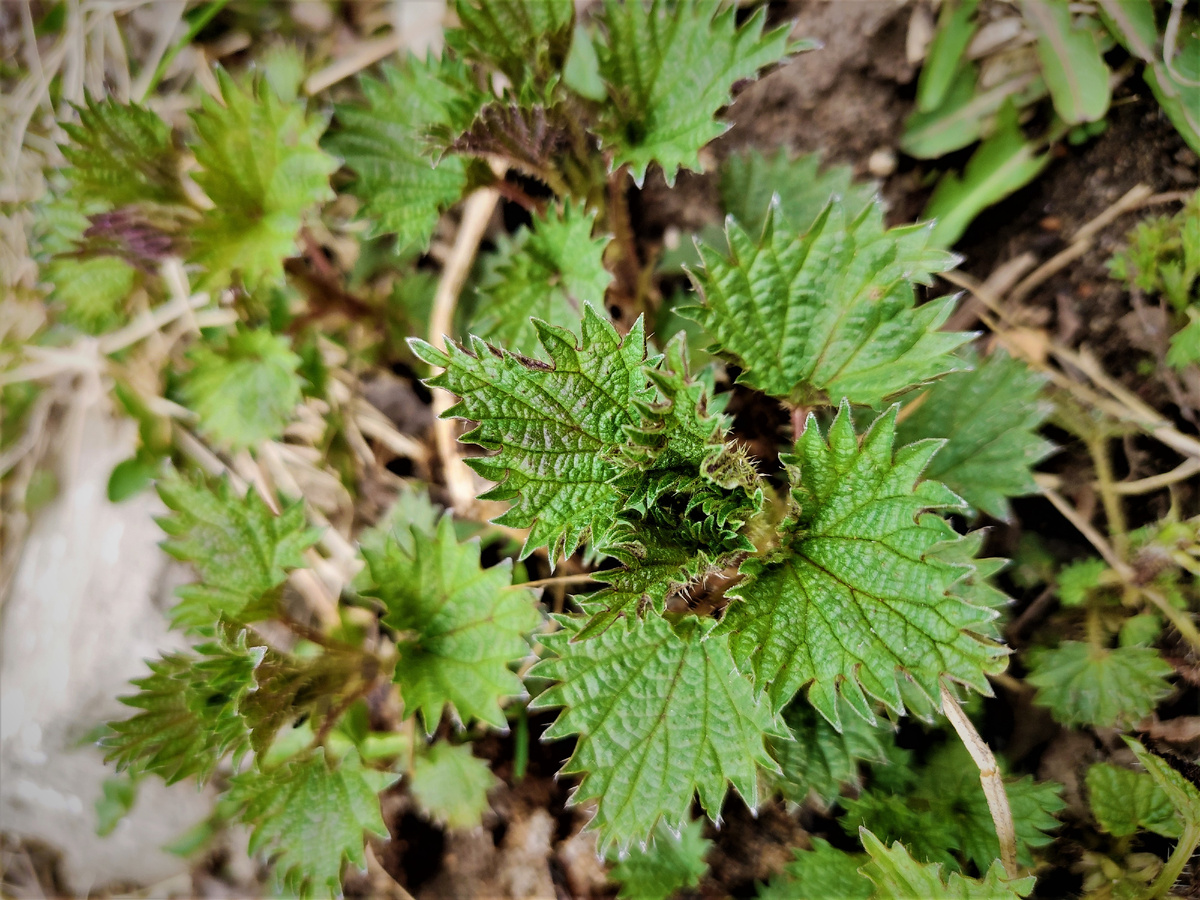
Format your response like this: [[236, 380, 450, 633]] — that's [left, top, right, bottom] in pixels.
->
[[1111, 457, 1200, 494], [429, 181, 502, 512], [304, 32, 405, 96], [941, 684, 1018, 878], [1037, 478, 1133, 579]]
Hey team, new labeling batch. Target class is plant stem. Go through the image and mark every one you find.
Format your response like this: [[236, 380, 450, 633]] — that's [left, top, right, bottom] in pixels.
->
[[605, 164, 644, 317], [144, 0, 231, 97], [513, 704, 529, 782], [1145, 820, 1200, 899], [941, 683, 1019, 878], [1141, 586, 1200, 652], [1087, 433, 1129, 557]]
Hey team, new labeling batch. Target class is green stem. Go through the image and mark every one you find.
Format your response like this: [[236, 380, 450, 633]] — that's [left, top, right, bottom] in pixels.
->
[[144, 0, 231, 97], [1142, 586, 1200, 652], [1145, 820, 1200, 899], [1085, 605, 1105, 651], [1087, 434, 1128, 557], [512, 704, 529, 782]]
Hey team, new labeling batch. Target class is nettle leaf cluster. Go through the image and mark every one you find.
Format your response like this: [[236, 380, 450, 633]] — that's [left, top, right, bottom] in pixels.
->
[[61, 1, 1196, 896]]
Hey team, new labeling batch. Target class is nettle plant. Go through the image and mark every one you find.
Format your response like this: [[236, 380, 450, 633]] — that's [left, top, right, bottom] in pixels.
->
[[43, 1, 1194, 898]]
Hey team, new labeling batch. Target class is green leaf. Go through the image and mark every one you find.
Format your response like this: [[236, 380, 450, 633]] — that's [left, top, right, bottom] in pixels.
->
[[529, 614, 780, 850], [44, 254, 137, 334], [1143, 34, 1200, 156], [155, 473, 320, 629], [608, 819, 711, 900], [103, 630, 263, 784], [1026, 642, 1174, 728], [327, 55, 486, 248], [1168, 310, 1200, 370], [718, 403, 1007, 719], [719, 148, 879, 237], [1098, 0, 1200, 154], [94, 775, 139, 837], [469, 202, 612, 357], [448, 0, 574, 90], [1125, 738, 1200, 828], [578, 335, 762, 637], [228, 748, 397, 898], [916, 0, 980, 113], [179, 328, 304, 451], [924, 100, 1051, 248], [758, 838, 871, 900], [768, 701, 891, 806], [189, 70, 336, 289], [410, 305, 653, 560], [896, 350, 1054, 520], [1086, 762, 1182, 839], [60, 94, 184, 206], [1056, 558, 1108, 607], [859, 829, 1036, 899], [1022, 0, 1111, 124], [107, 456, 160, 503], [362, 515, 539, 732], [351, 483, 441, 592], [410, 741, 498, 829], [902, 63, 1049, 160], [592, 0, 797, 185], [688, 202, 967, 406], [845, 742, 1063, 872], [574, 539, 702, 641]]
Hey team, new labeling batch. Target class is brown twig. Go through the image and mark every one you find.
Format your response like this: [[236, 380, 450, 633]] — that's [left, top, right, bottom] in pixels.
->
[[429, 177, 503, 512]]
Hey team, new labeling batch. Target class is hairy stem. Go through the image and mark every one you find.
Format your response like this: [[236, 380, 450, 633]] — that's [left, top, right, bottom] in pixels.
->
[[1145, 819, 1200, 899]]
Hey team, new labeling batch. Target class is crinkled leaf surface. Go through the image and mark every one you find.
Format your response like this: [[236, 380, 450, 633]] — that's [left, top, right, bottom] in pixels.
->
[[860, 830, 1036, 900], [580, 336, 761, 637], [364, 515, 539, 731], [768, 700, 891, 806], [410, 741, 499, 829], [592, 0, 795, 185], [45, 255, 137, 334], [1087, 762, 1182, 838], [155, 474, 320, 629], [718, 404, 1007, 720], [721, 148, 879, 236], [470, 203, 612, 357], [60, 95, 184, 206], [189, 71, 336, 289], [1126, 738, 1200, 828], [1026, 642, 1173, 729], [897, 349, 1054, 520], [447, 0, 574, 90], [411, 306, 652, 560], [530, 614, 780, 849], [103, 629, 263, 784], [757, 838, 871, 900], [327, 56, 485, 248], [688, 203, 967, 406], [228, 749, 397, 898], [608, 819, 711, 900], [179, 328, 303, 451]]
